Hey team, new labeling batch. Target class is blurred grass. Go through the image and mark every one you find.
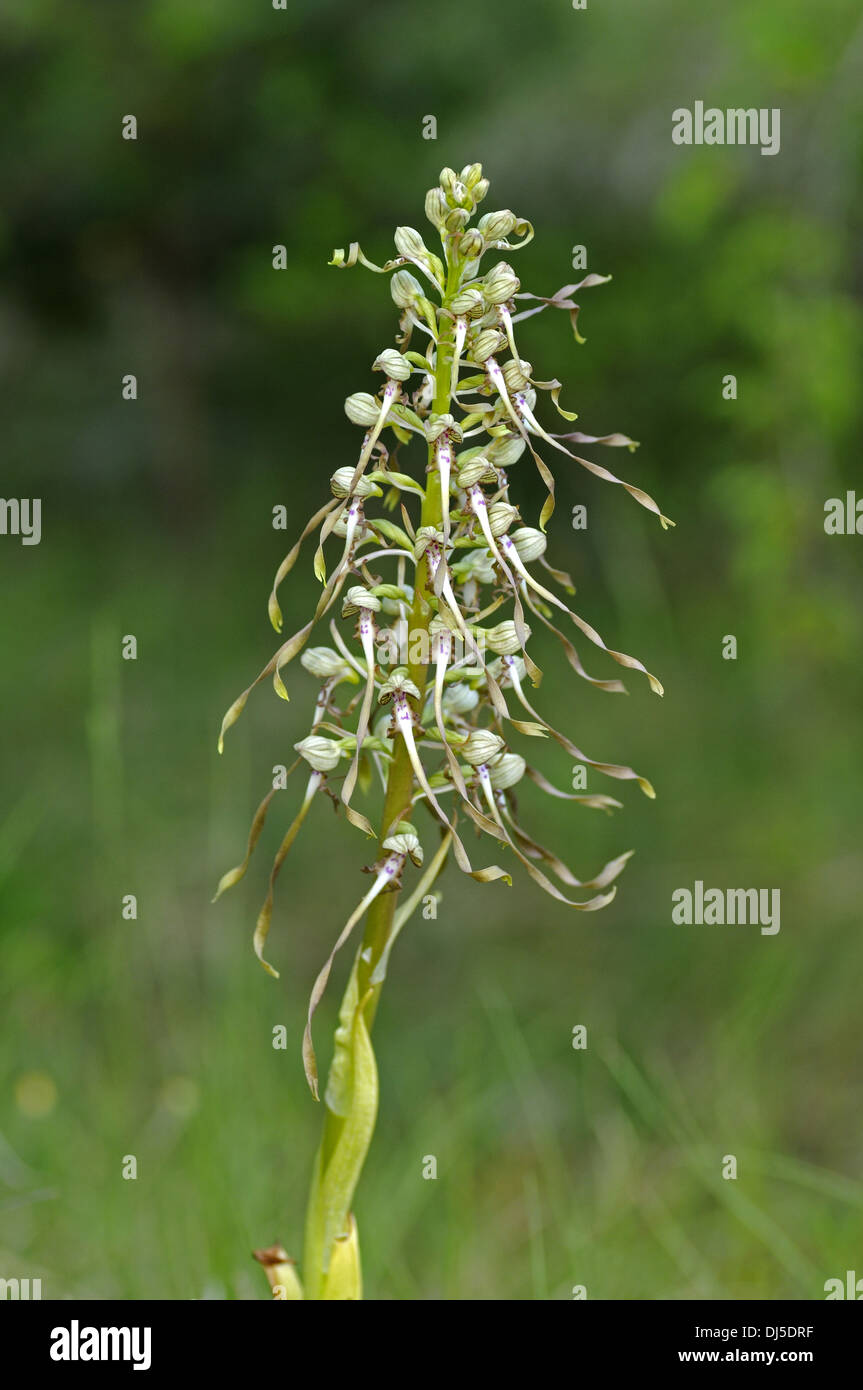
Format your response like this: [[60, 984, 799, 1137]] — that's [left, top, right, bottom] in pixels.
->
[[2, 0, 863, 1299], [2, 528, 861, 1299]]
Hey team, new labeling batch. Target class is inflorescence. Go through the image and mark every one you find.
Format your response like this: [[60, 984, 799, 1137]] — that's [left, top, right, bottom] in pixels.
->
[[216, 163, 672, 1096]]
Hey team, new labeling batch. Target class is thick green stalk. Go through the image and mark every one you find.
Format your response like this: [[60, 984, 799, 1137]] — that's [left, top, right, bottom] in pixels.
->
[[353, 260, 458, 1016], [302, 253, 460, 1293]]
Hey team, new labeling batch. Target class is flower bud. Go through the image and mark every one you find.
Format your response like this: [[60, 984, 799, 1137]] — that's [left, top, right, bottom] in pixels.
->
[[330, 467, 382, 499], [487, 502, 519, 537], [482, 262, 520, 304], [449, 287, 484, 317], [485, 620, 527, 655], [472, 178, 490, 204], [425, 186, 448, 230], [300, 646, 356, 681], [488, 752, 526, 790], [438, 167, 458, 197], [461, 729, 506, 766], [342, 585, 382, 615], [390, 269, 423, 308], [444, 206, 470, 233], [460, 162, 483, 189], [443, 682, 479, 715], [459, 229, 484, 260], [344, 392, 381, 426], [487, 433, 526, 467], [373, 348, 412, 382], [471, 328, 506, 363], [456, 455, 496, 487], [295, 735, 342, 773], [478, 210, 517, 243], [450, 179, 472, 209], [510, 527, 547, 563], [501, 358, 532, 392], [394, 226, 429, 261]]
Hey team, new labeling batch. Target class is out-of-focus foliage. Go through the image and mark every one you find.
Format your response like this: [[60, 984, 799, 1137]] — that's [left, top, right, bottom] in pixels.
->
[[1, 0, 862, 1299]]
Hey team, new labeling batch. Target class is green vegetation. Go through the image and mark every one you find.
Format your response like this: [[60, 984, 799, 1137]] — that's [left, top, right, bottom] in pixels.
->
[[1, 0, 862, 1299]]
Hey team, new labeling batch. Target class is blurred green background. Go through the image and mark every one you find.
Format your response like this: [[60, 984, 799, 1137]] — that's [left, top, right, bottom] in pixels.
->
[[2, 0, 862, 1300]]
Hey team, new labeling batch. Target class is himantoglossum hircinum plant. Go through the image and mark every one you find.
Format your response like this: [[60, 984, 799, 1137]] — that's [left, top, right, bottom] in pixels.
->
[[216, 163, 673, 1301]]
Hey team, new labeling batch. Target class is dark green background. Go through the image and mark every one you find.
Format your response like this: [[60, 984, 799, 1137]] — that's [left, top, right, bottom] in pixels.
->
[[1, 0, 861, 1299]]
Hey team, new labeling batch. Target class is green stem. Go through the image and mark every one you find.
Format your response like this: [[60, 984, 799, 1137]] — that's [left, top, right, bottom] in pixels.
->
[[353, 269, 457, 1017], [301, 250, 461, 1293]]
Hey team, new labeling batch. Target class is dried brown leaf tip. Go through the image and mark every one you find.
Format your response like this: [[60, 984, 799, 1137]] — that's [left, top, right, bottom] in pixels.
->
[[253, 1246, 304, 1300]]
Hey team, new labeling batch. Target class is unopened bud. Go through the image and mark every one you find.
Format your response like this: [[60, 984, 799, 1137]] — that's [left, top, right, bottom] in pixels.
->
[[459, 228, 483, 260], [394, 226, 429, 261], [449, 287, 484, 316], [444, 206, 470, 233], [487, 502, 519, 537], [390, 269, 424, 308], [501, 358, 531, 392], [443, 682, 479, 714], [373, 348, 412, 381], [344, 392, 381, 426], [478, 210, 517, 243], [483, 262, 520, 304], [510, 526, 547, 563], [461, 729, 506, 766], [439, 167, 458, 196], [295, 735, 342, 773], [488, 752, 526, 790], [425, 186, 448, 230], [301, 647, 356, 681], [330, 467, 382, 499], [487, 433, 526, 467], [460, 162, 483, 189], [456, 455, 496, 487], [471, 328, 506, 363], [485, 620, 526, 655]]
